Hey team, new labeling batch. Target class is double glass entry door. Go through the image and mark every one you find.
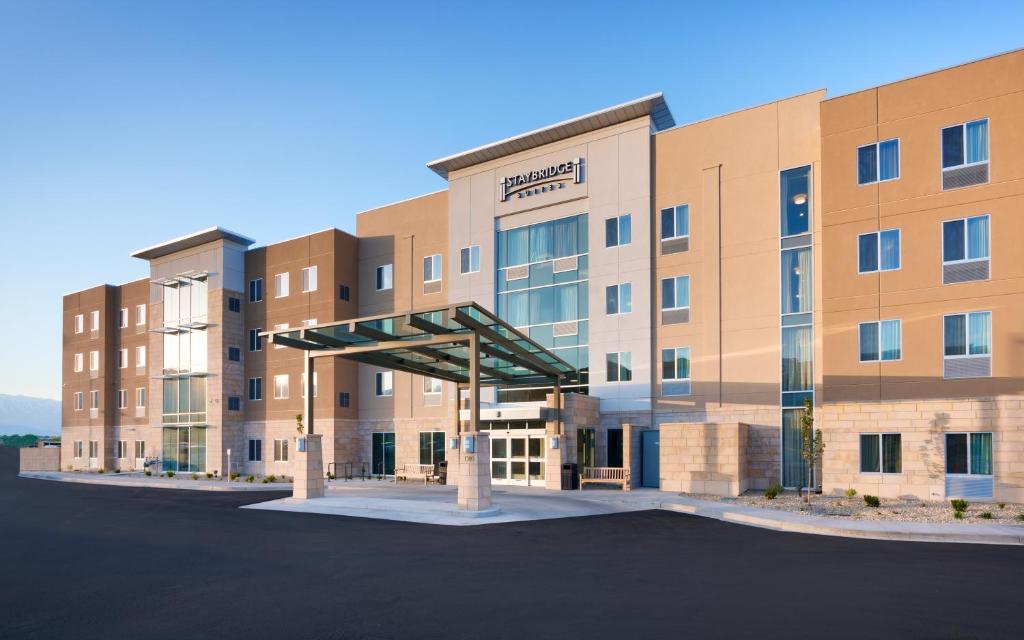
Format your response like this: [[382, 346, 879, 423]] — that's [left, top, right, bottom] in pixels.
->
[[490, 432, 546, 486]]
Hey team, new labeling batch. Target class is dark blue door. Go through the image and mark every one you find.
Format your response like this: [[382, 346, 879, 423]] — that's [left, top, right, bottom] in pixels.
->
[[641, 431, 660, 488]]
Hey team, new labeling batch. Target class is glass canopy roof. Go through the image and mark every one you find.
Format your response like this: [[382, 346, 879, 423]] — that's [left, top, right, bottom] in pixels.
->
[[262, 302, 577, 387]]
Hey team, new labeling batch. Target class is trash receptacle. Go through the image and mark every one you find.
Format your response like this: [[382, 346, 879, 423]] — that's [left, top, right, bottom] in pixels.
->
[[561, 463, 578, 490]]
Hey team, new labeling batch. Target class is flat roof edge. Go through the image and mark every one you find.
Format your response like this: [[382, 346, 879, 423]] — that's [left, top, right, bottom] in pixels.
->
[[131, 226, 256, 261]]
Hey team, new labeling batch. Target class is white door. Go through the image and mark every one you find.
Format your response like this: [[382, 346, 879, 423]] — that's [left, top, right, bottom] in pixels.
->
[[490, 430, 546, 487]]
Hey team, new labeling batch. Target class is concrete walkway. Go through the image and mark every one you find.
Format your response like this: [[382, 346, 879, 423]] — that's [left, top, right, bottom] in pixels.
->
[[18, 470, 292, 492], [659, 496, 1024, 545]]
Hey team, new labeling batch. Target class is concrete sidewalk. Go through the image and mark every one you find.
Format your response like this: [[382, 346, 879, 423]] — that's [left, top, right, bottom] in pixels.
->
[[19, 470, 292, 492], [660, 495, 1024, 546]]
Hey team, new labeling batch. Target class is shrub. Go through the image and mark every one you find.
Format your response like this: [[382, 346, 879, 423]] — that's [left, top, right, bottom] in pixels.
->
[[261, 477, 270, 484], [998, 502, 1006, 509], [245, 475, 255, 483], [764, 482, 783, 500], [266, 475, 276, 483], [191, 473, 198, 480], [950, 499, 969, 512], [144, 470, 152, 477], [97, 468, 105, 474], [165, 471, 175, 478], [863, 495, 880, 508], [844, 488, 857, 498], [980, 512, 993, 520], [114, 469, 121, 474], [205, 472, 213, 479], [229, 471, 240, 481], [1017, 514, 1024, 523], [327, 472, 336, 481], [954, 511, 964, 520]]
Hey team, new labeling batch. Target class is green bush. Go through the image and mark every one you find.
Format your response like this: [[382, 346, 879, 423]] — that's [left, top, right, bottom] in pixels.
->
[[950, 499, 969, 512], [863, 495, 880, 508], [764, 482, 783, 500], [97, 468, 105, 474], [326, 472, 336, 481], [954, 511, 964, 520], [245, 475, 255, 483], [998, 502, 1006, 509], [114, 469, 121, 474], [844, 488, 857, 498], [144, 470, 152, 477], [229, 471, 240, 481], [979, 511, 993, 520], [206, 472, 213, 479], [165, 471, 175, 478], [266, 475, 276, 483], [1016, 514, 1024, 522], [191, 473, 198, 480]]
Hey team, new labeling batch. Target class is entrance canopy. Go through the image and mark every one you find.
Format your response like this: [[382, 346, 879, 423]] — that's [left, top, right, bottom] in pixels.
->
[[262, 302, 577, 387]]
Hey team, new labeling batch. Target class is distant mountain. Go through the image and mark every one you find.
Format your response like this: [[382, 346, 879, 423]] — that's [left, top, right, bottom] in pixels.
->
[[0, 394, 61, 436]]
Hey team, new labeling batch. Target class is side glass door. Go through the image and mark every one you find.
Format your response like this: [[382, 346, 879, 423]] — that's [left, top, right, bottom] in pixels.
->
[[510, 437, 528, 484], [577, 428, 596, 469], [491, 436, 509, 483], [528, 436, 545, 485], [372, 432, 396, 476]]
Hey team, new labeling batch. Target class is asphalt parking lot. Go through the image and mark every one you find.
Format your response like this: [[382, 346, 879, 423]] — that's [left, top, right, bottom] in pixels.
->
[[2, 447, 1023, 640]]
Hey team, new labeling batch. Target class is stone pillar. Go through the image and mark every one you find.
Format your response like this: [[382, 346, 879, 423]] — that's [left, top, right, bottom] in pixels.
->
[[293, 434, 325, 499], [456, 431, 492, 511], [622, 423, 633, 491]]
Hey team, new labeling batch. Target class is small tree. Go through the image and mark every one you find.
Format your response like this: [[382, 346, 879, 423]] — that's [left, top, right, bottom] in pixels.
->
[[799, 397, 825, 503], [295, 413, 304, 435]]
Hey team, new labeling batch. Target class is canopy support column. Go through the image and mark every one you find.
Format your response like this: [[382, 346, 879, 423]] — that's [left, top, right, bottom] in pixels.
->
[[294, 348, 324, 499], [457, 333, 492, 511]]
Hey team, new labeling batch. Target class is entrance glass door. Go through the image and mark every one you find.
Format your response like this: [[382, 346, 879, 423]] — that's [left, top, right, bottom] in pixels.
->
[[372, 432, 395, 476], [489, 430, 547, 486]]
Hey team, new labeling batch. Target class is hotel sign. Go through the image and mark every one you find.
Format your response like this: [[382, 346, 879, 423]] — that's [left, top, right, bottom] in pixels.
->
[[499, 157, 583, 202]]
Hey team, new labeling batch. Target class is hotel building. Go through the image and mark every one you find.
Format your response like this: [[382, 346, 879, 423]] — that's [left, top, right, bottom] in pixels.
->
[[61, 49, 1024, 502]]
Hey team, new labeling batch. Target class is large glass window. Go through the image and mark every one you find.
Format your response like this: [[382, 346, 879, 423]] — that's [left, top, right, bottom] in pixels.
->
[[782, 409, 809, 488], [782, 326, 812, 393], [780, 166, 811, 237], [942, 118, 988, 169], [162, 378, 207, 425], [161, 427, 205, 473], [661, 276, 690, 310], [942, 215, 989, 263], [859, 320, 901, 362], [857, 139, 900, 185], [858, 229, 900, 273], [945, 433, 992, 475], [944, 311, 991, 357], [860, 433, 902, 473], [781, 247, 811, 314], [660, 204, 689, 240], [419, 431, 446, 466], [371, 432, 396, 476]]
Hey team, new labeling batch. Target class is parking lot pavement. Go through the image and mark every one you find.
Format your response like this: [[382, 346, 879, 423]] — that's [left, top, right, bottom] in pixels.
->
[[3, 447, 1024, 640]]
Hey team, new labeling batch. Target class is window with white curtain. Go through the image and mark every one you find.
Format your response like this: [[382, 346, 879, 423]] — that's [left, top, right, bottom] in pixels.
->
[[942, 215, 989, 264], [375, 371, 393, 397], [660, 205, 689, 240], [859, 320, 901, 362], [942, 118, 988, 169], [89, 350, 99, 372], [90, 310, 100, 331], [661, 347, 690, 381], [301, 266, 318, 292], [945, 432, 992, 475], [460, 246, 480, 274], [376, 264, 393, 291], [274, 272, 289, 298], [858, 229, 900, 273], [119, 308, 129, 328], [74, 314, 84, 334], [860, 433, 902, 473], [857, 139, 900, 185], [661, 276, 690, 310], [781, 247, 811, 314], [423, 254, 442, 283], [605, 283, 632, 315], [944, 312, 991, 358], [782, 326, 813, 393], [136, 304, 147, 326], [74, 353, 83, 372], [423, 377, 442, 395], [273, 374, 289, 400]]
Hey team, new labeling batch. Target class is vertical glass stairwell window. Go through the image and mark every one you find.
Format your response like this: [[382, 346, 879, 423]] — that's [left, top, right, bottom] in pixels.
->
[[160, 276, 208, 428]]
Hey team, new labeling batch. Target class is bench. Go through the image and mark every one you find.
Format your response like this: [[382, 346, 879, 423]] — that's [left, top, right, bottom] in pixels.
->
[[579, 466, 631, 491], [394, 463, 437, 485]]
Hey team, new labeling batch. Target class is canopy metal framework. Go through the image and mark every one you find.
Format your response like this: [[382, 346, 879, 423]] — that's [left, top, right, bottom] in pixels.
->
[[261, 302, 578, 435]]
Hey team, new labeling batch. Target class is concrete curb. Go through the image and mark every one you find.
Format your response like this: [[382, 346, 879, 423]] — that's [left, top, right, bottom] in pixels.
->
[[660, 501, 1024, 546], [18, 472, 293, 493]]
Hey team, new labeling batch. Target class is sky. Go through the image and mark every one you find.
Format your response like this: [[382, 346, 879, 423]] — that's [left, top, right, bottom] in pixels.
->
[[0, 0, 1022, 400]]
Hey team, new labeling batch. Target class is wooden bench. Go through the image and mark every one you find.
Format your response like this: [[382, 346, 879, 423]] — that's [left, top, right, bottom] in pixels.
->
[[394, 463, 437, 485], [579, 466, 631, 491]]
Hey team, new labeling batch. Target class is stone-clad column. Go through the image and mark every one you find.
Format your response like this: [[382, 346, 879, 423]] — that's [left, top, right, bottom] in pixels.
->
[[457, 431, 491, 510], [293, 434, 324, 499]]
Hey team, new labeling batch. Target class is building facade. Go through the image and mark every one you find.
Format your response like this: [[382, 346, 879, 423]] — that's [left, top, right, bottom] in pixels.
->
[[60, 49, 1024, 501]]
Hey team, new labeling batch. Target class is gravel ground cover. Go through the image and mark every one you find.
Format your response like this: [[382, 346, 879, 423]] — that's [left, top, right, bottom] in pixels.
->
[[691, 490, 1024, 525]]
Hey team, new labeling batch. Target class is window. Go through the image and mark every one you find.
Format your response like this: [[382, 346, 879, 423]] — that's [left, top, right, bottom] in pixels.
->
[[248, 439, 262, 462], [423, 377, 442, 395], [662, 347, 691, 381], [858, 229, 901, 273], [73, 392, 83, 411], [88, 441, 98, 458], [273, 374, 289, 400], [74, 441, 83, 457], [423, 254, 442, 283], [302, 319, 317, 328], [74, 353, 83, 373], [375, 371, 393, 397], [89, 351, 99, 372], [74, 314, 84, 334], [273, 439, 289, 463], [228, 297, 240, 313], [248, 377, 263, 401], [227, 396, 241, 411], [946, 432, 992, 475], [661, 276, 690, 310], [942, 118, 988, 169], [605, 214, 632, 247], [780, 247, 811, 315], [248, 328, 262, 352], [605, 283, 632, 315], [339, 284, 350, 301], [117, 348, 127, 369], [90, 310, 100, 331], [136, 387, 146, 408], [780, 166, 811, 237], [136, 304, 146, 326], [339, 392, 350, 408], [606, 352, 632, 383], [860, 433, 902, 473], [134, 440, 145, 459], [419, 431, 446, 466], [944, 311, 991, 357], [942, 215, 989, 264], [89, 390, 99, 410], [136, 346, 146, 367], [301, 372, 318, 398], [857, 139, 900, 185], [376, 264, 393, 291], [249, 278, 263, 303], [117, 389, 127, 409], [117, 440, 128, 459], [228, 347, 241, 362], [660, 205, 689, 241], [460, 246, 480, 274], [859, 320, 901, 362], [119, 308, 129, 328], [274, 272, 289, 298], [301, 266, 318, 292], [273, 323, 289, 349]]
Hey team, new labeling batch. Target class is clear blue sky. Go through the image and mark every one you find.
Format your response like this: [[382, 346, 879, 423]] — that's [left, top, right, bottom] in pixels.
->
[[1, 1, 1022, 400]]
